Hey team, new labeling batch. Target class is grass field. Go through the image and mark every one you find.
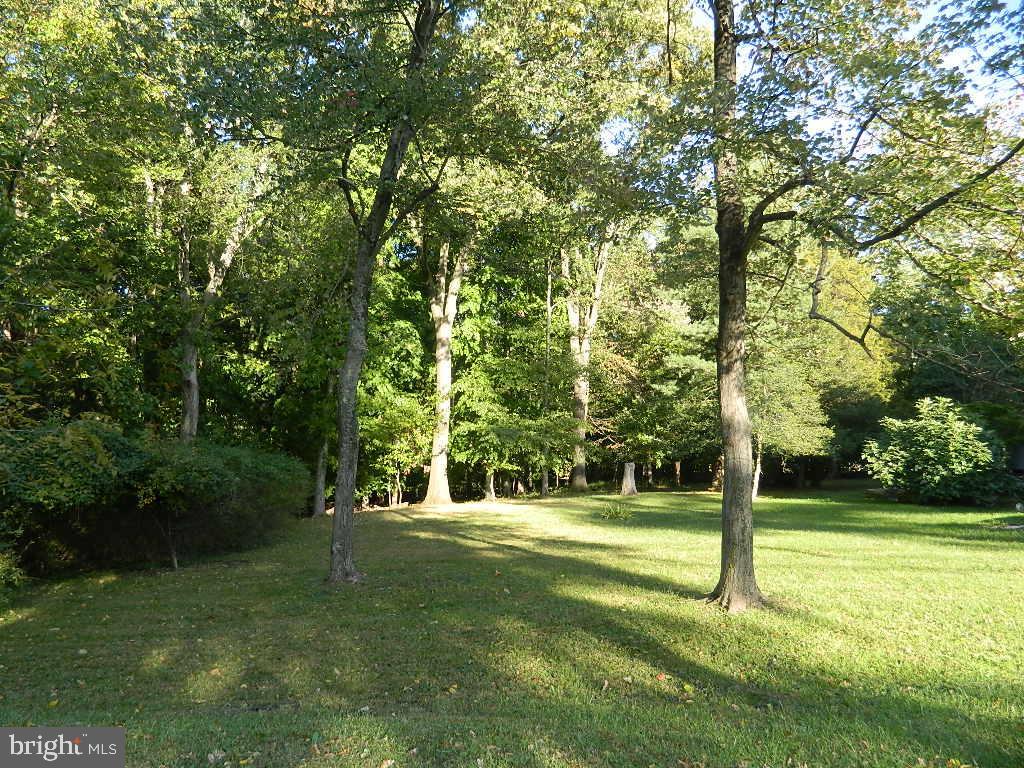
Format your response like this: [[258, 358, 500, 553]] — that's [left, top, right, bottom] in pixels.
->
[[1, 489, 1022, 767]]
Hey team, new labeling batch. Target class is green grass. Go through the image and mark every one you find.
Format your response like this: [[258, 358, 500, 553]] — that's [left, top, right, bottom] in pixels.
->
[[2, 489, 1022, 767]]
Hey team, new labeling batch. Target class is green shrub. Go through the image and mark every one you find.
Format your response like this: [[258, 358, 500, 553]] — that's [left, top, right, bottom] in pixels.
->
[[0, 421, 309, 575], [600, 502, 635, 520], [863, 397, 1018, 505]]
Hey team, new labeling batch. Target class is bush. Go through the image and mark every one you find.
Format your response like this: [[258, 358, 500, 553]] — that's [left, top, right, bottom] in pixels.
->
[[600, 502, 635, 521], [0, 421, 309, 575], [863, 398, 1018, 505]]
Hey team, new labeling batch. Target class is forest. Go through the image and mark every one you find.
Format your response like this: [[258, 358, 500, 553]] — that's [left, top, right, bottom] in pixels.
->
[[1, 1, 1023, 766]]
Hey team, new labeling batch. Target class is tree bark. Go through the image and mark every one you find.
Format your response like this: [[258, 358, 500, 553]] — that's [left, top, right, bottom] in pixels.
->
[[561, 235, 613, 491], [312, 439, 327, 517], [484, 470, 496, 501], [175, 159, 267, 443], [707, 0, 764, 613], [540, 263, 553, 498], [621, 462, 639, 496], [674, 460, 682, 487], [423, 241, 466, 506], [329, 0, 444, 584], [751, 434, 762, 500]]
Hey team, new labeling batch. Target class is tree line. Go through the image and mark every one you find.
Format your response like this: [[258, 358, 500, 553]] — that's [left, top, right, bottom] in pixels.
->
[[2, 0, 1022, 610]]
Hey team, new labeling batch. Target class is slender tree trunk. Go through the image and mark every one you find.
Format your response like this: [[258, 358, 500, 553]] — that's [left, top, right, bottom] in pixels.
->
[[329, 0, 443, 584], [707, 0, 764, 612], [180, 332, 200, 443], [174, 159, 267, 444], [540, 262, 552, 498], [177, 216, 200, 444], [751, 434, 762, 500], [674, 460, 682, 487], [312, 439, 327, 517], [423, 242, 466, 507], [621, 462, 639, 496], [484, 470, 496, 501], [644, 462, 653, 487]]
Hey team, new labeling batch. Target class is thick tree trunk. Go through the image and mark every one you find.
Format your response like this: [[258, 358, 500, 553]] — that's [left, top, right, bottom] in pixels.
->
[[329, 0, 443, 584], [751, 435, 762, 500], [570, 372, 590, 490], [484, 470, 496, 501], [674, 460, 682, 487], [621, 462, 639, 496], [561, 236, 613, 493], [312, 439, 327, 517], [423, 242, 466, 507], [710, 454, 724, 491], [540, 464, 550, 497], [707, 0, 763, 613]]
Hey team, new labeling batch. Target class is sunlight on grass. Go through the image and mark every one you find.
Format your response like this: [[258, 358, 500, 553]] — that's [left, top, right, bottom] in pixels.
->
[[1, 489, 1022, 767]]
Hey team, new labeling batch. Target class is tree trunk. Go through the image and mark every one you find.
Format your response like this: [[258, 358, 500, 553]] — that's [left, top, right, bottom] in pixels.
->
[[707, 0, 764, 612], [329, 0, 443, 585], [710, 454, 724, 491], [540, 466, 550, 497], [312, 439, 327, 517], [621, 462, 639, 496], [174, 157, 267, 444], [674, 460, 682, 487], [751, 434, 762, 500], [644, 462, 653, 487], [423, 241, 466, 507], [569, 372, 590, 490], [484, 470, 496, 501], [180, 332, 200, 443], [561, 235, 614, 493]]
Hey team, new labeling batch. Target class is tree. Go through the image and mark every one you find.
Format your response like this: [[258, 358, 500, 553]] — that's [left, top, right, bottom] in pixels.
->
[[561, 221, 617, 490], [678, 0, 1024, 611], [327, 0, 447, 582]]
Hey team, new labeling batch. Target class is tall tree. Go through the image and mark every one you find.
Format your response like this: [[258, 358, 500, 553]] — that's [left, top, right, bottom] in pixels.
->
[[706, 0, 762, 612], [560, 223, 616, 490], [422, 238, 467, 505], [330, 0, 446, 583]]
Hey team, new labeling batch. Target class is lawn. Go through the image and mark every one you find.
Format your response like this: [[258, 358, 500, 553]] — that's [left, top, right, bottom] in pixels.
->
[[1, 489, 1022, 768]]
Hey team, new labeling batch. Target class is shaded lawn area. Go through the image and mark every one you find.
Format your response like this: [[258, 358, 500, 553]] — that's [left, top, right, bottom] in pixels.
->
[[1, 490, 1022, 767]]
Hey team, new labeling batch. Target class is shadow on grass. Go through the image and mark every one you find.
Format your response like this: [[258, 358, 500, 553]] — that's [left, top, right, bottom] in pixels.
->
[[0, 498, 1021, 767], [543, 489, 1024, 549]]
